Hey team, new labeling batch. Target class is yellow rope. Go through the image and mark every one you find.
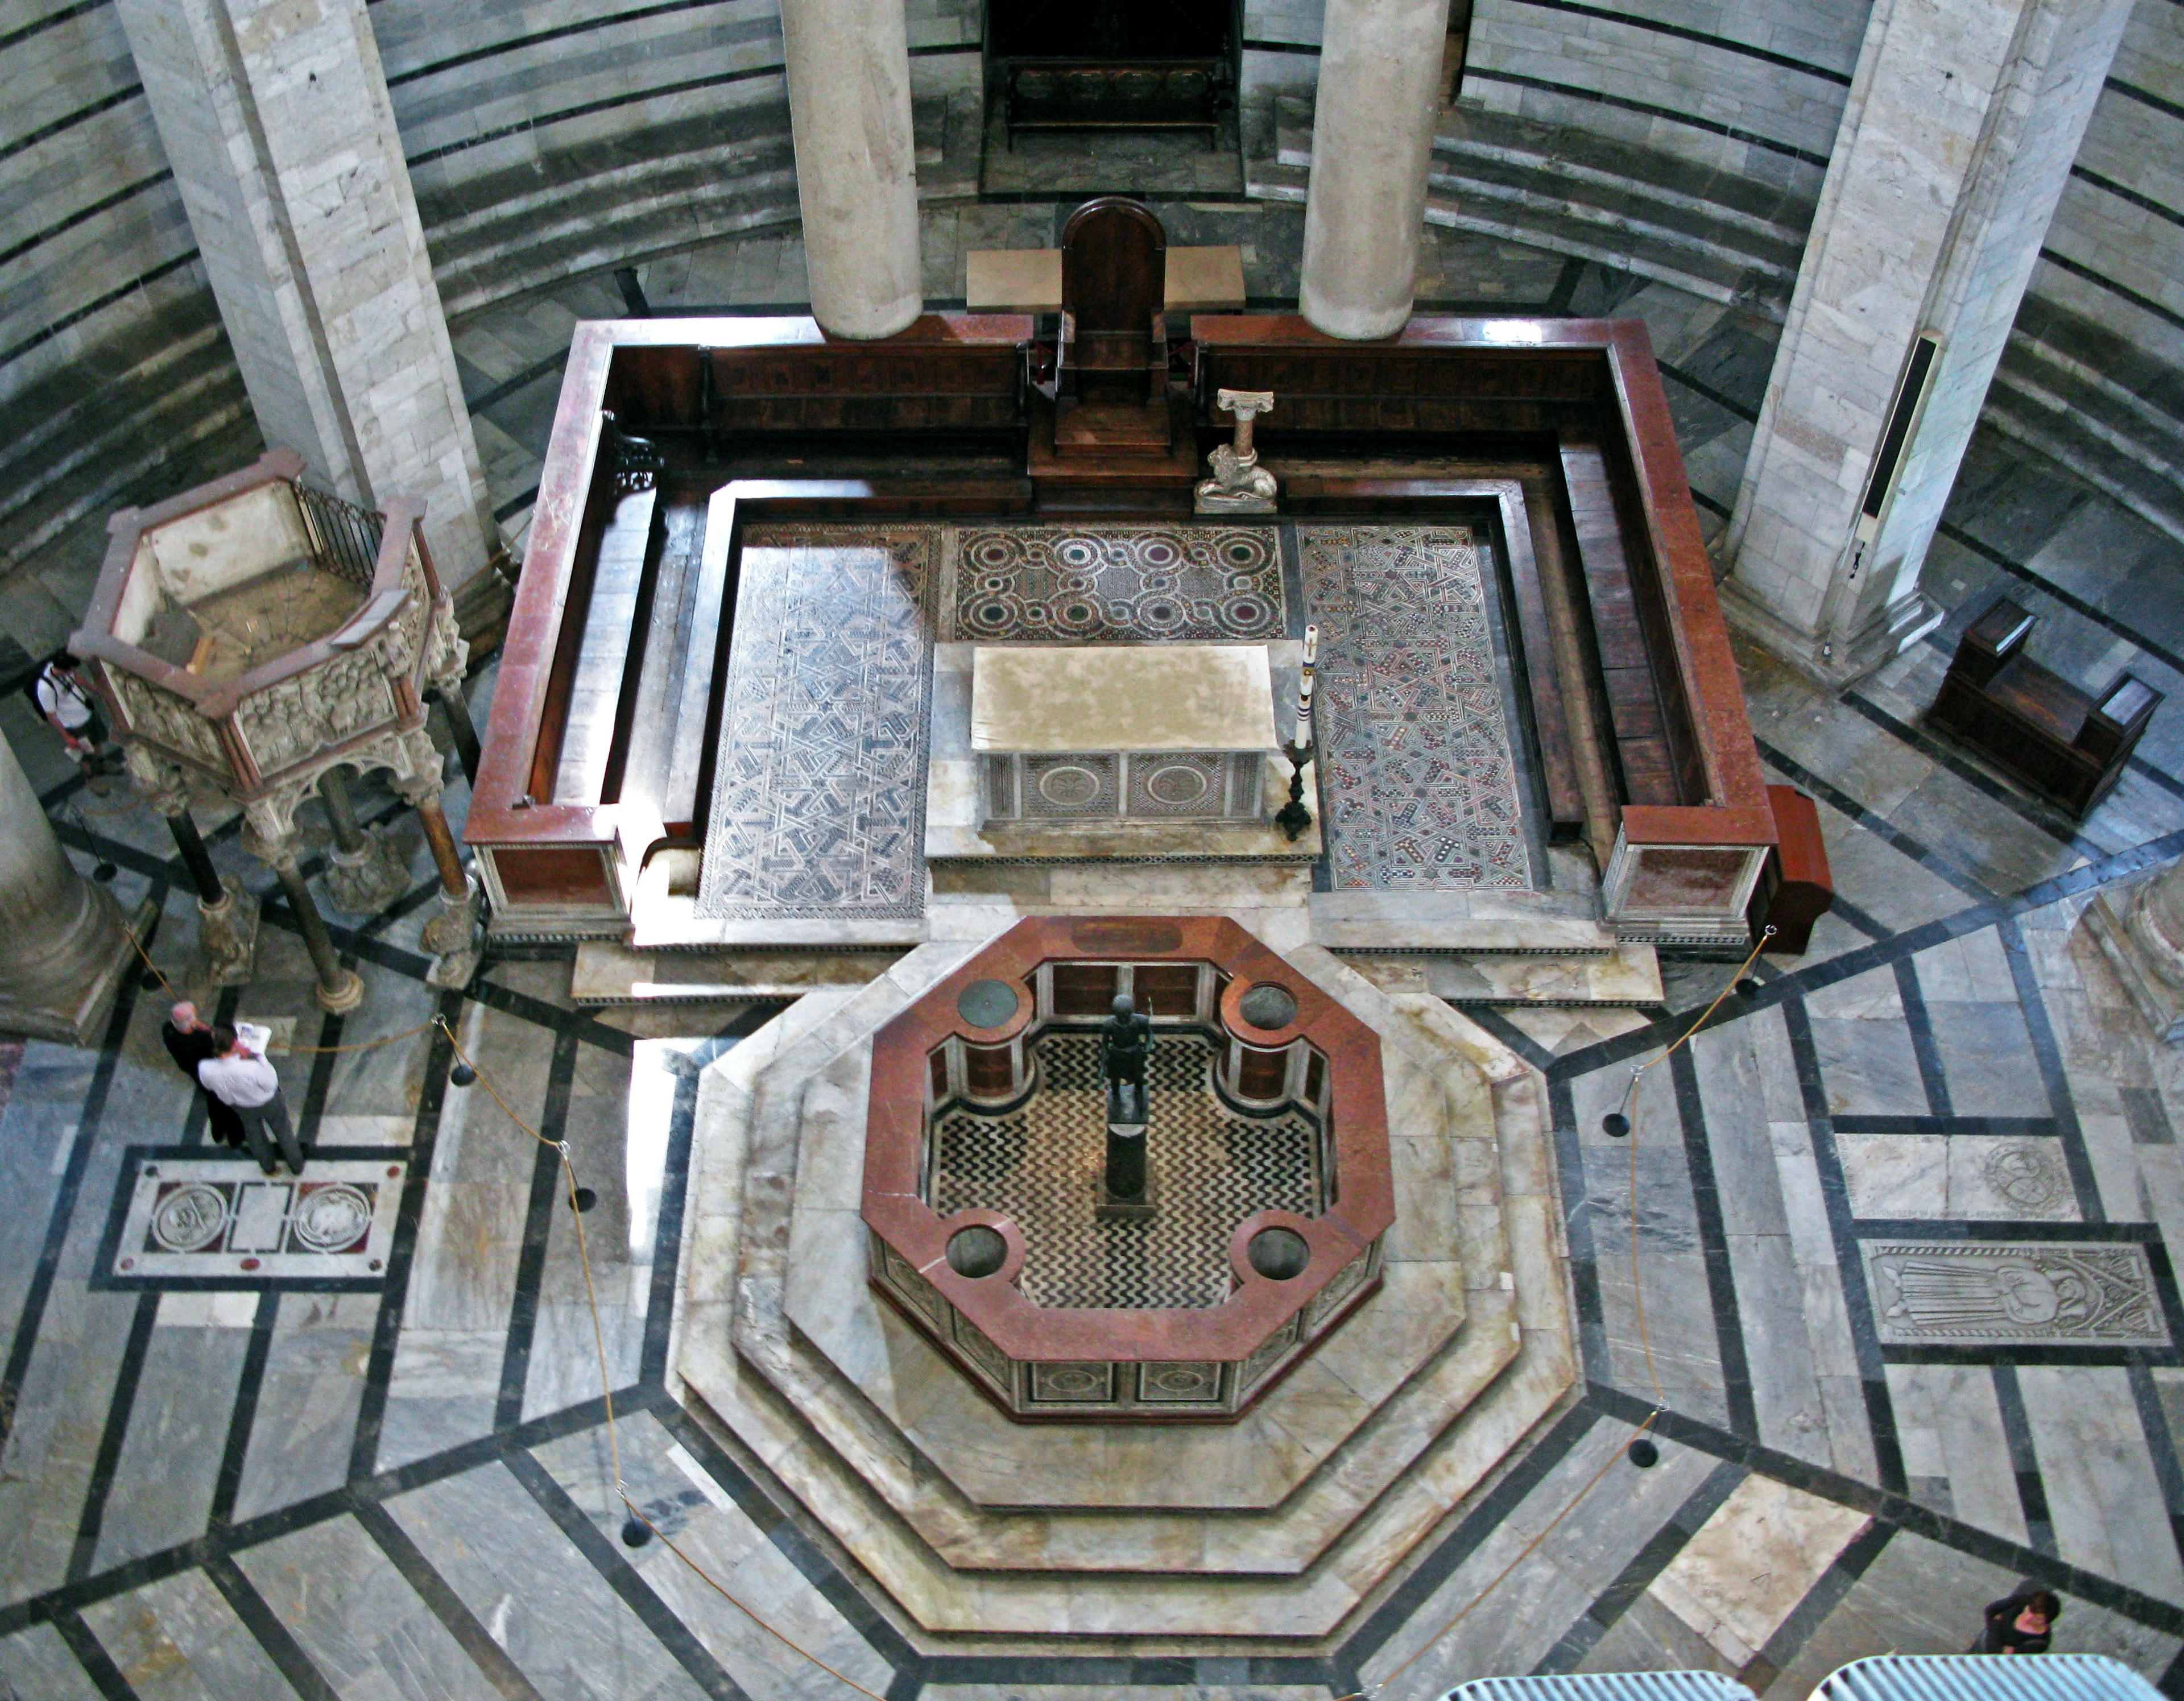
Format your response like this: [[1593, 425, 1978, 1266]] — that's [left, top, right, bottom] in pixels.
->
[[122, 922, 435, 1055], [1336, 929, 1778, 1698], [432, 1018, 892, 1701]]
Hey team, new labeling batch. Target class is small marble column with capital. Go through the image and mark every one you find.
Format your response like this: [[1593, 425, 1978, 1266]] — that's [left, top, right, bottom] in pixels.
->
[[1196, 390, 1279, 514]]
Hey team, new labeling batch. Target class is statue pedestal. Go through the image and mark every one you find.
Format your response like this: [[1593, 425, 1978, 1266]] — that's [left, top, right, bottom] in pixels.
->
[[1098, 1079, 1154, 1219]]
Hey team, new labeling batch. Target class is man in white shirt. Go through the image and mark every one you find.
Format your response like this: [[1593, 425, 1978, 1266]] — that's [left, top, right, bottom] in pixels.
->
[[34, 654, 118, 776], [198, 1023, 305, 1175]]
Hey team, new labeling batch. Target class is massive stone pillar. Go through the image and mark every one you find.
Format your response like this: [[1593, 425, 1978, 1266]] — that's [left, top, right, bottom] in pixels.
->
[[0, 735, 133, 1046], [780, 0, 923, 340], [113, 0, 495, 586], [1719, 0, 2134, 685], [1297, 0, 1453, 340]]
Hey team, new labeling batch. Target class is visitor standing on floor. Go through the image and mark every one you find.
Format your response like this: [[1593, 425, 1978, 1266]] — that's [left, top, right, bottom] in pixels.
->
[[160, 1001, 245, 1149], [33, 653, 119, 781], [198, 1022, 305, 1176], [1984, 1590, 2060, 1653]]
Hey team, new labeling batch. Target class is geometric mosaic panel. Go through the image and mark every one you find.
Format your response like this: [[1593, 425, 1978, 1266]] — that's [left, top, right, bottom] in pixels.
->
[[113, 1156, 404, 1280], [698, 526, 938, 920], [949, 525, 1284, 642], [1300, 525, 1535, 890]]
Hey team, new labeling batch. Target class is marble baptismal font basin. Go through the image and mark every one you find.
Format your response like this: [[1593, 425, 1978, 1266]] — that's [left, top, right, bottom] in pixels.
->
[[862, 916, 1397, 1418], [671, 912, 1575, 1638]]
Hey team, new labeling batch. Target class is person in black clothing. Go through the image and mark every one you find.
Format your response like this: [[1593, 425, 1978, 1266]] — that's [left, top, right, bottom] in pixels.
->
[[161, 1001, 244, 1148], [1984, 1590, 2060, 1653]]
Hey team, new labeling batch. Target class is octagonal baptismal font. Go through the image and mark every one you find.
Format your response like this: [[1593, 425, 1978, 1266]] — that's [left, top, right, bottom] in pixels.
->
[[863, 918, 1396, 1418], [672, 914, 1578, 1641]]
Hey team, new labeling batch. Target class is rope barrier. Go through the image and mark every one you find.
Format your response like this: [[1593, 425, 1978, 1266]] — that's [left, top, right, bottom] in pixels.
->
[[121, 921, 433, 1054], [133, 878, 1780, 1698], [430, 1017, 894, 1701], [1331, 930, 1778, 1700]]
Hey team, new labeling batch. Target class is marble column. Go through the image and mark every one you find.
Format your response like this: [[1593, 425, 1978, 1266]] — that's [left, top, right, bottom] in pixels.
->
[[1297, 0, 1453, 340], [2088, 860, 2184, 1045], [1719, 0, 2135, 685], [779, 0, 923, 339], [0, 735, 133, 1046], [113, 0, 495, 586]]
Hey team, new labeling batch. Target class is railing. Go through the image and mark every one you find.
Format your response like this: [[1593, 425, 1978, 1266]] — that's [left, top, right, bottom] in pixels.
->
[[294, 481, 386, 589]]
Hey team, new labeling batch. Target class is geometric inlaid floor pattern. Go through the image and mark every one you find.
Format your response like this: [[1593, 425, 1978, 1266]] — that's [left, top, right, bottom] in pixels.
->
[[1302, 524, 1538, 891], [946, 524, 1287, 643], [10, 270, 2184, 1696], [110, 1153, 404, 1282], [929, 1030, 1321, 1308]]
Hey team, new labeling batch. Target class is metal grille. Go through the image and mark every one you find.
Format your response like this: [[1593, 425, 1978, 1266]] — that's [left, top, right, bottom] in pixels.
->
[[929, 1032, 1321, 1309], [1023, 754, 1119, 817], [294, 482, 387, 588]]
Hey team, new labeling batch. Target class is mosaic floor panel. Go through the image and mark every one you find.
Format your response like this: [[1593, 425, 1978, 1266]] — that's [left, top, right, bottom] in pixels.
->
[[929, 1032, 1320, 1309], [946, 524, 1285, 642], [110, 1154, 404, 1281], [1300, 525, 1536, 890], [697, 527, 937, 920]]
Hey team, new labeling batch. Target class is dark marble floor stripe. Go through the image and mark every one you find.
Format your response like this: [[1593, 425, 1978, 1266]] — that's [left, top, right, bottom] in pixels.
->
[[2127, 1360, 2184, 1572], [51, 1607, 139, 1701], [503, 1448, 749, 1701], [1934, 520, 2184, 684], [498, 1032, 580, 1429], [1840, 690, 2116, 863], [349, 997, 461, 1481], [1454, 1002, 1563, 1073], [1548, 1074, 1612, 1377], [1995, 914, 2106, 1223], [1778, 993, 1908, 1494], [1339, 1398, 1603, 1667], [642, 1004, 784, 1385], [1670, 1045, 1757, 1437], [1989, 1363, 2059, 1556], [354, 1500, 548, 1701], [1587, 1380, 2184, 1636], [1834, 1115, 2057, 1136], [205, 1553, 341, 1701], [68, 1291, 162, 1580], [652, 1400, 923, 1679], [1741, 1520, 1895, 1691], [0, 974, 139, 1454], [1531, 1457, 1745, 1674], [467, 350, 569, 416], [1755, 735, 1999, 904], [1545, 825, 2184, 1084], [1893, 958, 1955, 1119], [209, 1292, 280, 1530]]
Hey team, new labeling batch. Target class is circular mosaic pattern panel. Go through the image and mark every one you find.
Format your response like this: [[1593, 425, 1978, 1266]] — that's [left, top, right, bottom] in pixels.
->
[[151, 1183, 230, 1253], [292, 1183, 375, 1253]]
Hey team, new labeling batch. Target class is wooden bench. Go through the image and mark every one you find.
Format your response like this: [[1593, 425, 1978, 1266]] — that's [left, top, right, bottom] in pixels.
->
[[1928, 595, 2160, 819]]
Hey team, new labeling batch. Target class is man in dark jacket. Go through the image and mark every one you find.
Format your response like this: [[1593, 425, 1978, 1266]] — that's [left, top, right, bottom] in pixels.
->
[[1984, 1590, 2059, 1653], [161, 1001, 243, 1149]]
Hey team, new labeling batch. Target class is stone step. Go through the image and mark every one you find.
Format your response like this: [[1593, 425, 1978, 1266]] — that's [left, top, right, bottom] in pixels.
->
[[570, 940, 909, 1004], [1254, 95, 1810, 317], [1986, 338, 2184, 547], [1338, 942, 1662, 1006]]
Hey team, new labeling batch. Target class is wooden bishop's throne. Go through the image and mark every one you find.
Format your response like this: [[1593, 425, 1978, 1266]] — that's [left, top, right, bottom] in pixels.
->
[[1039, 198, 1196, 487]]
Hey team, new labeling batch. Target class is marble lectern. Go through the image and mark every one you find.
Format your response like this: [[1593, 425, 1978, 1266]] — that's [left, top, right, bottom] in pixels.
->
[[971, 644, 1277, 827]]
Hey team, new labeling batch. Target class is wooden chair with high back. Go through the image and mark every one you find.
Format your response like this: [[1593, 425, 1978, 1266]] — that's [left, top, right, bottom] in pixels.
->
[[1054, 197, 1171, 456]]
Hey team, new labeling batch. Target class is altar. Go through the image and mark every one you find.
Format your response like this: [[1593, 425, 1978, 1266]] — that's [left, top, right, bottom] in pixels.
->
[[970, 643, 1277, 826]]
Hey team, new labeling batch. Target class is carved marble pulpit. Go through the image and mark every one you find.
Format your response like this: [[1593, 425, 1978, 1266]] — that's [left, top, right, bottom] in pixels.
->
[[73, 449, 479, 1005]]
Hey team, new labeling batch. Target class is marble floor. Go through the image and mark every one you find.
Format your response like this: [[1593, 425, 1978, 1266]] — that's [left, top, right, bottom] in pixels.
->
[[5, 184, 2184, 1700]]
